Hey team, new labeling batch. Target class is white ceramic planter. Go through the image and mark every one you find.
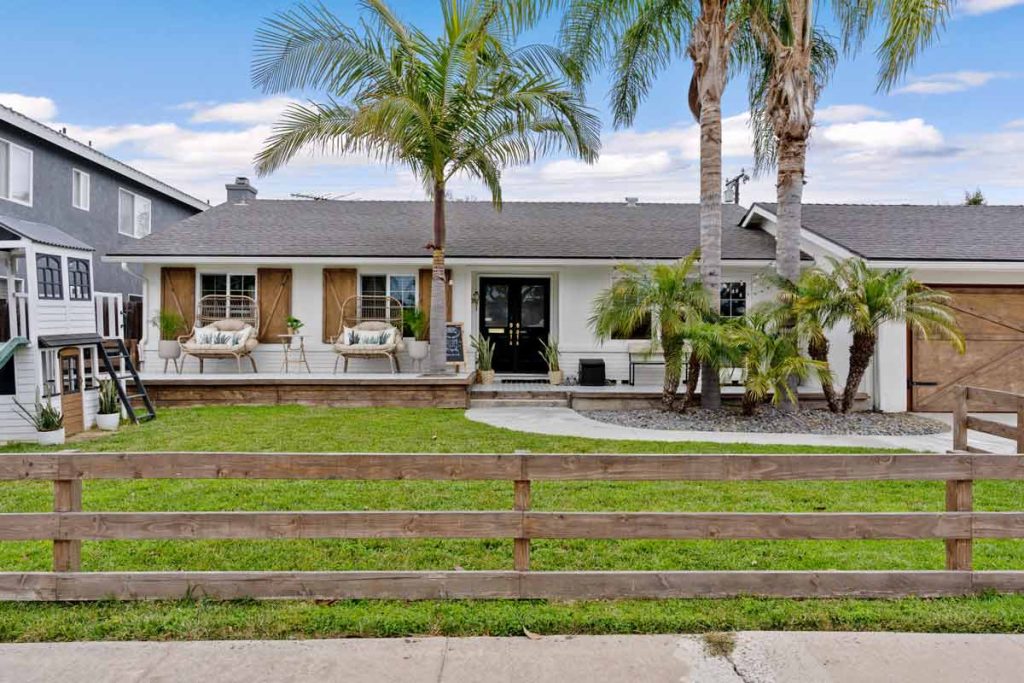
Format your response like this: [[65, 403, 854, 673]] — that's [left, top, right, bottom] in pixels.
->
[[96, 412, 120, 431], [37, 428, 65, 446], [158, 339, 181, 360]]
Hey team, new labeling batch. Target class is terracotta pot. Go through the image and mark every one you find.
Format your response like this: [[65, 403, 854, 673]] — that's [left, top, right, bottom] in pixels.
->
[[548, 370, 564, 386], [37, 428, 65, 446], [477, 369, 496, 385], [96, 412, 120, 431], [158, 339, 181, 360]]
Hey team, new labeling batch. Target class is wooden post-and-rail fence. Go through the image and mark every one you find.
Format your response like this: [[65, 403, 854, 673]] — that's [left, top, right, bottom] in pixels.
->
[[3, 449, 1024, 601]]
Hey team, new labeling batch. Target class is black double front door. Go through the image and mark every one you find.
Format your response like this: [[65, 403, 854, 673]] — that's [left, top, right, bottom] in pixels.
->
[[479, 277, 551, 374]]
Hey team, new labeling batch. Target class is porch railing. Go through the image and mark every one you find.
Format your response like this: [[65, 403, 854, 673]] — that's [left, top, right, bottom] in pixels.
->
[[2, 292, 29, 341], [2, 451, 1024, 601]]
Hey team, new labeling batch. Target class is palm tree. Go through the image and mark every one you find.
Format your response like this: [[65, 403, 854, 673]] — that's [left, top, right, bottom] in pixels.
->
[[725, 309, 826, 415], [559, 0, 745, 409], [831, 258, 964, 413], [590, 251, 711, 410], [766, 266, 843, 411], [745, 0, 952, 285], [252, 0, 600, 373]]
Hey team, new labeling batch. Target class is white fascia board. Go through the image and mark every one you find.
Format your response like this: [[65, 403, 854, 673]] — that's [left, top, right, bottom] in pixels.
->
[[0, 106, 209, 212], [739, 204, 777, 227], [104, 254, 780, 268], [740, 204, 856, 261], [868, 260, 1024, 271]]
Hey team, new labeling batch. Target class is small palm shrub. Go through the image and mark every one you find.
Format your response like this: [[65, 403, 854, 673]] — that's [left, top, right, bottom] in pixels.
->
[[152, 310, 186, 341]]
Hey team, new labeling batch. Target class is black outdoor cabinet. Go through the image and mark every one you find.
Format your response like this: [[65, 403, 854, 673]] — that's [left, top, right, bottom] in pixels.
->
[[578, 359, 606, 386]]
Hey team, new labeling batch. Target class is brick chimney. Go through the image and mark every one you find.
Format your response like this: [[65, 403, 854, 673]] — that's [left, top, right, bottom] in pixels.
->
[[226, 177, 258, 205]]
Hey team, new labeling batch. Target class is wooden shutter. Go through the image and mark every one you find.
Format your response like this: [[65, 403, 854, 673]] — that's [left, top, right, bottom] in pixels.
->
[[418, 268, 453, 324], [160, 267, 195, 333], [322, 268, 357, 343], [257, 268, 292, 342]]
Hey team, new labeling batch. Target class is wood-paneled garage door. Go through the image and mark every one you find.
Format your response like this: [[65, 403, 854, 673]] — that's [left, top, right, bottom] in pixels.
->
[[910, 286, 1024, 412]]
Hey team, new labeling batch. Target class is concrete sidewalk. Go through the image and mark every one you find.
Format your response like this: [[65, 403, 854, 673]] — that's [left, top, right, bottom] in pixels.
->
[[2, 632, 1024, 682], [466, 406, 1018, 453]]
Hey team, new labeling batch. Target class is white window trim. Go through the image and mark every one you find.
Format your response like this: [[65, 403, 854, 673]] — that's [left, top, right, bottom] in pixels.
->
[[118, 188, 152, 238], [72, 168, 90, 211], [0, 136, 34, 207], [359, 273, 418, 304]]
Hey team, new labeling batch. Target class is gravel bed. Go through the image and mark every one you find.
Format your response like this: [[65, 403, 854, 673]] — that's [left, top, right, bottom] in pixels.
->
[[580, 407, 950, 436]]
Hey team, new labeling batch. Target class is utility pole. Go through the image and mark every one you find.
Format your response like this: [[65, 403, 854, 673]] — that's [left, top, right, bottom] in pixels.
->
[[724, 169, 750, 205]]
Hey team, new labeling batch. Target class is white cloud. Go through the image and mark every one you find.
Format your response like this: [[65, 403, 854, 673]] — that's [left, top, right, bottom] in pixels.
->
[[960, 0, 1024, 15], [0, 93, 58, 121], [895, 70, 1009, 95], [815, 104, 887, 124], [189, 96, 300, 125], [1006, 119, 1024, 128], [815, 118, 950, 159]]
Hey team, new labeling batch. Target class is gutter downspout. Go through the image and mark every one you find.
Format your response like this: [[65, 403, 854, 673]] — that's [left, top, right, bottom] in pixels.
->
[[120, 262, 150, 355]]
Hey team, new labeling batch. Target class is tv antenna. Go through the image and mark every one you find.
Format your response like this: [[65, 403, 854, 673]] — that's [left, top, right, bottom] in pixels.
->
[[289, 191, 355, 201], [724, 169, 750, 204]]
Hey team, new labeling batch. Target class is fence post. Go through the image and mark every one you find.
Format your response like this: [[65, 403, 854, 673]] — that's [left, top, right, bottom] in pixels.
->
[[513, 479, 531, 571], [53, 479, 82, 572], [953, 385, 968, 452], [1016, 397, 1024, 454], [945, 478, 973, 571]]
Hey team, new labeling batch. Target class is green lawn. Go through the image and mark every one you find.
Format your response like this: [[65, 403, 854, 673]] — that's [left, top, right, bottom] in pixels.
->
[[1, 405, 1022, 640]]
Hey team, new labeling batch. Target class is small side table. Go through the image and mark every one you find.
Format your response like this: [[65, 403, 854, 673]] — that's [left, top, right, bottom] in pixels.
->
[[277, 334, 311, 373]]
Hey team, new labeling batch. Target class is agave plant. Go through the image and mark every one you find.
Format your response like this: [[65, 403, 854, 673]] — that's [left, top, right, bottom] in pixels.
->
[[14, 391, 64, 432], [539, 337, 560, 372]]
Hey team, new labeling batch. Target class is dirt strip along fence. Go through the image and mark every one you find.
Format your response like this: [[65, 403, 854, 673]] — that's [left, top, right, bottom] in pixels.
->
[[3, 446, 1024, 601]]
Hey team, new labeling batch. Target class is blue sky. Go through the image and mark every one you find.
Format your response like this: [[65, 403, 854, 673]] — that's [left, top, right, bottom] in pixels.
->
[[1, 0, 1022, 205]]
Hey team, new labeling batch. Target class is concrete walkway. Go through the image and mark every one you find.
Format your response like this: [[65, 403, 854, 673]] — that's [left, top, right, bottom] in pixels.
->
[[466, 407, 1018, 453], [3, 632, 1024, 682]]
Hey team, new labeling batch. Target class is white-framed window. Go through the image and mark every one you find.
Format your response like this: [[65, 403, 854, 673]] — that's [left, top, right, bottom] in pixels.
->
[[200, 272, 256, 318], [118, 188, 152, 238], [40, 349, 59, 398], [0, 137, 33, 206], [359, 273, 416, 319], [72, 169, 90, 210]]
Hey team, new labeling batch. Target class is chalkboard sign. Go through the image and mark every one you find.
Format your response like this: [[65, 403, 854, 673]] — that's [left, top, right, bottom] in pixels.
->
[[445, 322, 465, 366]]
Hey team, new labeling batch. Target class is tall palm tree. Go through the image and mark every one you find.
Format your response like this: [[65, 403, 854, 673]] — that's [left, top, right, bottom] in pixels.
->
[[559, 0, 744, 409], [831, 258, 964, 413], [766, 266, 844, 411], [745, 0, 951, 285], [252, 0, 600, 373], [590, 251, 711, 410]]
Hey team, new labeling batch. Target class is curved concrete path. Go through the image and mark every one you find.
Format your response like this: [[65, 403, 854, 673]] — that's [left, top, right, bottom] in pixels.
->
[[466, 407, 1017, 453]]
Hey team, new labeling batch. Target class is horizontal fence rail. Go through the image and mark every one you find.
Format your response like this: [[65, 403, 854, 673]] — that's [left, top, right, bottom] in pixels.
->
[[2, 451, 1024, 601]]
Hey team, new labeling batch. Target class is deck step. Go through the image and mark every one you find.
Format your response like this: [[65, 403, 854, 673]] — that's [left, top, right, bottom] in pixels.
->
[[469, 398, 570, 409]]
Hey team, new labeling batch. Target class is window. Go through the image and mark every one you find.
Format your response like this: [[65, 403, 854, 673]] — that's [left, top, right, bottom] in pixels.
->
[[72, 169, 90, 210], [0, 356, 14, 395], [36, 254, 63, 300], [40, 349, 58, 398], [200, 273, 256, 317], [0, 138, 33, 205], [118, 189, 152, 238], [720, 281, 747, 317], [82, 346, 100, 390], [68, 258, 91, 300], [359, 274, 416, 320]]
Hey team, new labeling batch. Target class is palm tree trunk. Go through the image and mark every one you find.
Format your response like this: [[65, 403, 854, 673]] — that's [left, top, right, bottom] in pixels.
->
[[808, 334, 839, 412], [742, 390, 758, 416], [776, 134, 808, 412], [683, 349, 701, 412], [842, 330, 876, 413], [692, 3, 729, 409], [427, 183, 448, 374], [661, 334, 684, 409]]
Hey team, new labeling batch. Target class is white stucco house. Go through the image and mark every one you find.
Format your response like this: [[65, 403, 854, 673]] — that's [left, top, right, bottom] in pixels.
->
[[105, 177, 1024, 413]]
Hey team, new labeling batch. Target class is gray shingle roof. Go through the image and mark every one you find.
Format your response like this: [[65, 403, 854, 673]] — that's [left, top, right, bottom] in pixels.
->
[[108, 200, 779, 260], [753, 203, 1024, 261], [0, 214, 93, 251]]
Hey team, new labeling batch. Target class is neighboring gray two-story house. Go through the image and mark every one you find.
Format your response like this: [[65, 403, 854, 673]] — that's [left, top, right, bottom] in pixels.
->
[[0, 104, 207, 309]]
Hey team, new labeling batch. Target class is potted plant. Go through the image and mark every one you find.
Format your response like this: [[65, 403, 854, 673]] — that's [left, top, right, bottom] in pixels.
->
[[539, 338, 562, 385], [152, 310, 185, 368], [285, 315, 304, 335], [96, 379, 121, 431], [403, 308, 430, 370], [471, 335, 496, 384], [14, 392, 65, 446]]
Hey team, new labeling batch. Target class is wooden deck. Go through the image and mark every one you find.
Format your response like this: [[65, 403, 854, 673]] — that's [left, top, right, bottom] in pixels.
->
[[136, 371, 475, 408]]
